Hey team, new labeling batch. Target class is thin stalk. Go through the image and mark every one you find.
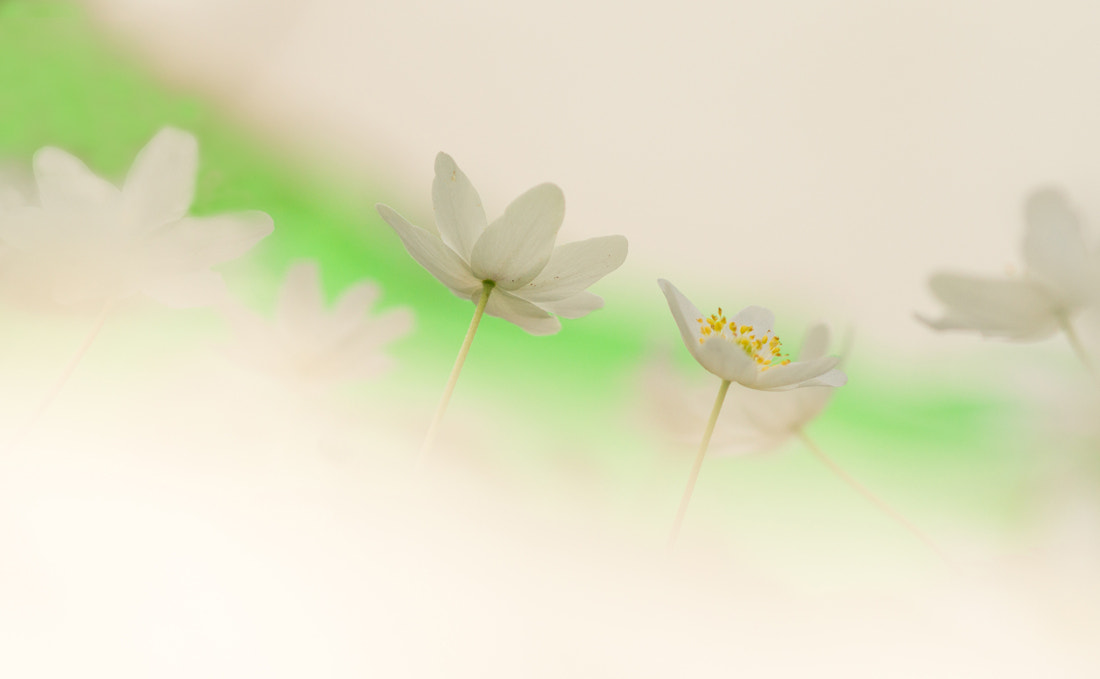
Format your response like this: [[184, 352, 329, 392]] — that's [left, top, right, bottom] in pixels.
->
[[796, 429, 954, 567], [1059, 315, 1098, 381], [419, 280, 495, 463], [4, 300, 114, 454], [668, 379, 731, 549]]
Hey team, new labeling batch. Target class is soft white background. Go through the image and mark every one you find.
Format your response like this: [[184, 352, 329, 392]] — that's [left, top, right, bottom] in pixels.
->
[[5, 3, 1094, 676], [84, 0, 1100, 349]]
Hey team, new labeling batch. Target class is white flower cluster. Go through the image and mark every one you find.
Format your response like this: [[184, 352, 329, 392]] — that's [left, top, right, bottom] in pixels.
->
[[0, 128, 413, 393]]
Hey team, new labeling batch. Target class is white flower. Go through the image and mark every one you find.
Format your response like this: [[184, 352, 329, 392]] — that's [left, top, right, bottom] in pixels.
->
[[0, 127, 274, 307], [658, 279, 846, 390], [222, 261, 413, 387], [920, 188, 1100, 340], [645, 324, 842, 454], [376, 153, 627, 335]]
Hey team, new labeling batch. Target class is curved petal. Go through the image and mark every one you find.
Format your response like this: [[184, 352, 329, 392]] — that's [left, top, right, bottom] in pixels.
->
[[331, 280, 382, 330], [122, 127, 198, 229], [658, 279, 706, 353], [536, 291, 604, 319], [753, 356, 841, 390], [359, 306, 415, 346], [922, 272, 1059, 339], [482, 288, 561, 335], [33, 147, 119, 210], [469, 183, 564, 289], [731, 305, 775, 333], [377, 203, 482, 295], [277, 262, 326, 330], [140, 269, 228, 308], [520, 235, 628, 302], [696, 335, 759, 384], [0, 207, 62, 250], [147, 211, 273, 273], [1023, 188, 1095, 304], [798, 368, 847, 388], [798, 323, 831, 361], [432, 152, 487, 261]]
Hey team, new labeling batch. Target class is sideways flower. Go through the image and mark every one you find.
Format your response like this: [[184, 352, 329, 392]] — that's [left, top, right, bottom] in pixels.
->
[[222, 261, 413, 387], [647, 323, 842, 454], [920, 188, 1100, 340], [376, 153, 627, 335], [658, 279, 846, 390], [0, 127, 273, 307]]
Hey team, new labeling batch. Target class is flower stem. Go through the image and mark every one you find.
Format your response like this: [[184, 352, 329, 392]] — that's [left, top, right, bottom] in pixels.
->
[[796, 429, 954, 568], [4, 300, 114, 455], [1058, 315, 1098, 380], [419, 280, 495, 464], [668, 379, 731, 549]]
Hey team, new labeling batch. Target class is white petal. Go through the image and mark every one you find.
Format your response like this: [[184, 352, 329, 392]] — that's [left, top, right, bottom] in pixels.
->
[[536, 291, 604, 319], [731, 305, 775, 333], [122, 127, 198, 229], [0, 207, 59, 250], [923, 273, 1060, 339], [331, 280, 382, 331], [147, 211, 273, 273], [753, 356, 841, 390], [658, 279, 706, 362], [799, 368, 848, 388], [377, 203, 482, 295], [1023, 188, 1095, 304], [360, 306, 415, 346], [520, 235, 628, 302], [432, 152, 487, 261], [696, 335, 759, 384], [798, 324, 831, 361], [482, 288, 561, 335], [140, 269, 228, 308], [33, 147, 119, 210], [469, 183, 564, 289], [277, 262, 326, 331]]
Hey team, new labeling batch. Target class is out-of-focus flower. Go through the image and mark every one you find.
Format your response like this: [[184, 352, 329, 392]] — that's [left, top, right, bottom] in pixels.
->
[[658, 279, 846, 390], [222, 261, 413, 388], [646, 324, 842, 455], [0, 127, 273, 307], [376, 153, 627, 335], [920, 188, 1100, 340]]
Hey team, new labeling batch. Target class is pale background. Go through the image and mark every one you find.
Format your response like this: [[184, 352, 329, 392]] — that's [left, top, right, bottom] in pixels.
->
[[4, 2, 1099, 676], [83, 0, 1100, 350]]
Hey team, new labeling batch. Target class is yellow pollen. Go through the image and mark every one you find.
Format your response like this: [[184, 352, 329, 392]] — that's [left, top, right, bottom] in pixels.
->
[[696, 307, 792, 369]]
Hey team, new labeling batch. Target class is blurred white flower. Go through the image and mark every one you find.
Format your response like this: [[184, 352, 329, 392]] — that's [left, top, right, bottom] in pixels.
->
[[376, 153, 627, 335], [223, 261, 413, 387], [658, 279, 846, 390], [0, 127, 273, 307], [920, 188, 1100, 340], [647, 324, 842, 455]]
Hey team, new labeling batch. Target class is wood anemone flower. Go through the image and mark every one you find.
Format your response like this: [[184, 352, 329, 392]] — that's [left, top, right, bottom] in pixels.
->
[[376, 153, 627, 335]]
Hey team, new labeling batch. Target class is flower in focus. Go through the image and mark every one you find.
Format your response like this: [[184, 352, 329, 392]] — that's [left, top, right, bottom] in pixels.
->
[[646, 324, 843, 454], [0, 127, 274, 307], [658, 279, 846, 390], [920, 188, 1100, 340], [376, 153, 627, 335], [222, 261, 413, 388]]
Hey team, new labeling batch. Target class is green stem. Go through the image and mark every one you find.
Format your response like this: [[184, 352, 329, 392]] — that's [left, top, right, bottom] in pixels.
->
[[668, 379, 731, 548], [1058, 314, 1098, 381], [419, 280, 495, 464], [796, 429, 954, 568]]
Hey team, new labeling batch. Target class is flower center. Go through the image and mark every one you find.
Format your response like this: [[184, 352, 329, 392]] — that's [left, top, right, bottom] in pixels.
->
[[696, 308, 791, 370]]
